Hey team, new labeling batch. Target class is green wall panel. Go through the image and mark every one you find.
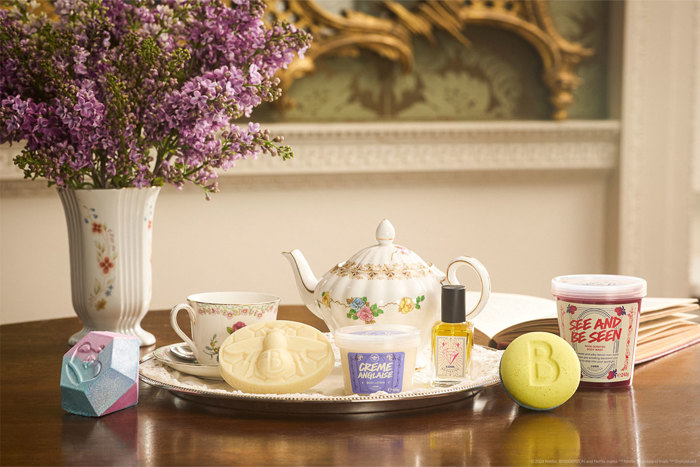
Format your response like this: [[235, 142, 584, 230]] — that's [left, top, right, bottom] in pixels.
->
[[255, 0, 609, 122]]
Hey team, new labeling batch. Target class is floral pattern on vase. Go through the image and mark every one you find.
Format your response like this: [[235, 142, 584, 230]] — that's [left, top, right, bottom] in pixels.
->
[[82, 207, 117, 311]]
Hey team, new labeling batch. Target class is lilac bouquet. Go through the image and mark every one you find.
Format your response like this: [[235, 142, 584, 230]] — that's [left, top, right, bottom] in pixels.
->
[[0, 0, 310, 194]]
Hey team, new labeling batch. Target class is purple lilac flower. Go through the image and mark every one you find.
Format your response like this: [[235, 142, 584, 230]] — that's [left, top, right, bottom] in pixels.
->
[[0, 0, 310, 192]]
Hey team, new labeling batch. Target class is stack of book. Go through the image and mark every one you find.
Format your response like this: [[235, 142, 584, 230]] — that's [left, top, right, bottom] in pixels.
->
[[470, 293, 700, 364]]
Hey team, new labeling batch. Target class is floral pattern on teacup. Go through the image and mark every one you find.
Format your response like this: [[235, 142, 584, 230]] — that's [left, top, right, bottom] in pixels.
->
[[203, 334, 222, 362], [202, 322, 247, 362], [197, 303, 276, 319], [226, 321, 247, 335]]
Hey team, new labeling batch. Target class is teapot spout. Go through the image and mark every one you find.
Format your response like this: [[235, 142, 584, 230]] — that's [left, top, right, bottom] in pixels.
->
[[282, 250, 321, 319]]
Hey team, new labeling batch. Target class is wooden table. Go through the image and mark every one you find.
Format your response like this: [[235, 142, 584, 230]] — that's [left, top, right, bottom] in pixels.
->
[[2, 307, 699, 466]]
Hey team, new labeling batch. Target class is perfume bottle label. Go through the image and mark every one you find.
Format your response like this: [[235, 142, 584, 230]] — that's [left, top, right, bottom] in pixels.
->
[[347, 352, 405, 394], [435, 335, 467, 378], [557, 300, 639, 383]]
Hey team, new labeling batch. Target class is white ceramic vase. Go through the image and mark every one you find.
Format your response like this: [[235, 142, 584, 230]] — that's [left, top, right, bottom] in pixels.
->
[[58, 187, 160, 346]]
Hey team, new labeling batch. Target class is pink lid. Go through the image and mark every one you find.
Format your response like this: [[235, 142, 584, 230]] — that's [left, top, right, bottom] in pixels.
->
[[551, 274, 647, 301]]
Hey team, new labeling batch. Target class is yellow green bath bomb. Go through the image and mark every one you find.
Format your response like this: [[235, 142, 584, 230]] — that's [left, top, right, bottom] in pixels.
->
[[499, 332, 580, 410]]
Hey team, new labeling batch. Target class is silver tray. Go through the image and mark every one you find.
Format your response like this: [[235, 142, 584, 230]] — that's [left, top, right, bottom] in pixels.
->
[[139, 345, 502, 415]]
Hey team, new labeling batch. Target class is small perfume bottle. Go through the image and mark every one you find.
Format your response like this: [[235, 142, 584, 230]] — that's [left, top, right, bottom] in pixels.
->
[[431, 284, 474, 387]]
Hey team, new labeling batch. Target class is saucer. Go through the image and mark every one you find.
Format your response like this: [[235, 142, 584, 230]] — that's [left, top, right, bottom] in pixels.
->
[[153, 343, 222, 380]]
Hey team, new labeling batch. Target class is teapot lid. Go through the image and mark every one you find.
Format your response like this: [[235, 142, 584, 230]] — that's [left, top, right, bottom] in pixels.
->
[[330, 220, 434, 279]]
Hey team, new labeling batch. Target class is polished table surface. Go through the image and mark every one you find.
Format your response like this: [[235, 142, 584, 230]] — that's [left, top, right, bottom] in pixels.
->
[[2, 307, 700, 466]]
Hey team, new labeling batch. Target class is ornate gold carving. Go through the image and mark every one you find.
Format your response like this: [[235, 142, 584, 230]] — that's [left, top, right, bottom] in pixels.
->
[[267, 0, 593, 120], [267, 0, 413, 111], [329, 261, 433, 280]]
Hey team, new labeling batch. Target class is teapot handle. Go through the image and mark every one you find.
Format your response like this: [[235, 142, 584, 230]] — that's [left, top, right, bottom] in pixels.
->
[[444, 256, 491, 321]]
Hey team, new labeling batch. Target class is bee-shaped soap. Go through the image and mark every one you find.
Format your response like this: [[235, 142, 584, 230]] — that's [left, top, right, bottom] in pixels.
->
[[218, 320, 334, 394]]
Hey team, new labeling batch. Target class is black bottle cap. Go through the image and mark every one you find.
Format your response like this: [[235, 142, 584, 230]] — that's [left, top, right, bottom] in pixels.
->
[[442, 284, 466, 323]]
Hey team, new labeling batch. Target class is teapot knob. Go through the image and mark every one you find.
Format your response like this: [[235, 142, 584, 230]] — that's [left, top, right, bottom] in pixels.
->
[[376, 219, 395, 245]]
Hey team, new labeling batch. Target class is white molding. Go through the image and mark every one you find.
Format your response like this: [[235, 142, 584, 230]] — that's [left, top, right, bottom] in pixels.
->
[[0, 121, 620, 192], [692, 1, 700, 296], [618, 1, 646, 279], [259, 121, 619, 174], [695, 0, 700, 195], [619, 1, 697, 296]]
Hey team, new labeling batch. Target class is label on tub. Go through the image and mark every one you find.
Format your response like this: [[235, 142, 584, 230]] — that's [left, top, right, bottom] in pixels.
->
[[557, 300, 639, 383], [347, 352, 405, 394]]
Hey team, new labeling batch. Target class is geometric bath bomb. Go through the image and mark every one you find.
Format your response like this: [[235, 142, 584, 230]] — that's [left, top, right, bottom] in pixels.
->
[[60, 331, 140, 417]]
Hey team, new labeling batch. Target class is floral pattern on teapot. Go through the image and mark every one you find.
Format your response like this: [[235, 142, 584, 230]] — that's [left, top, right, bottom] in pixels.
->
[[345, 296, 384, 323], [329, 260, 432, 280], [399, 295, 425, 313], [319, 291, 427, 324]]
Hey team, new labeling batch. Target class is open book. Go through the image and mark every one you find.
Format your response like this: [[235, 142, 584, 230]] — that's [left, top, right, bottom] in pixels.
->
[[470, 293, 700, 365]]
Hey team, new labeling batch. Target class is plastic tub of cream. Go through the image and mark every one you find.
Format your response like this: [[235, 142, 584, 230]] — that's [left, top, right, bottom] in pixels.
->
[[552, 274, 647, 388], [334, 324, 421, 395]]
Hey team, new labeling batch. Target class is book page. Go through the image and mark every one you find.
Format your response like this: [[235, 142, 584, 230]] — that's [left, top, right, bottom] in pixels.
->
[[470, 292, 556, 339], [635, 325, 700, 364], [640, 304, 700, 323], [493, 319, 560, 347], [641, 297, 698, 312], [639, 313, 698, 335], [639, 320, 699, 342]]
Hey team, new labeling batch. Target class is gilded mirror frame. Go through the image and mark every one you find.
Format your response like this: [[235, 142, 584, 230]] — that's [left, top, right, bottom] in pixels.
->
[[268, 0, 594, 120]]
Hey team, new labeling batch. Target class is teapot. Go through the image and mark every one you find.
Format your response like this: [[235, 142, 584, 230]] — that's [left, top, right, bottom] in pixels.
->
[[283, 219, 491, 364]]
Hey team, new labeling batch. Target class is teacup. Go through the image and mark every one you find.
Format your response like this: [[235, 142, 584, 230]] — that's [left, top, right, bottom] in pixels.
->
[[170, 292, 279, 364]]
